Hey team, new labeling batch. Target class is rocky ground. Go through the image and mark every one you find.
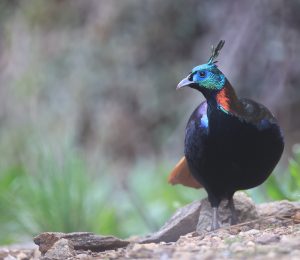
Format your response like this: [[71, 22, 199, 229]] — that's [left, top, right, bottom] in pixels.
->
[[1, 193, 300, 260]]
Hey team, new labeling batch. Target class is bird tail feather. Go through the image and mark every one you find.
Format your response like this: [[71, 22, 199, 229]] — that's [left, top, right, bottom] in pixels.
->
[[168, 156, 202, 189]]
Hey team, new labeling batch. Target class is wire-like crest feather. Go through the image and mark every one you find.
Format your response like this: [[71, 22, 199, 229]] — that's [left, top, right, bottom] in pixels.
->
[[207, 40, 225, 64]]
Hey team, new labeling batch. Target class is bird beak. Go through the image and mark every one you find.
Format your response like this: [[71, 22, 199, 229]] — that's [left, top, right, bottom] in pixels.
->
[[176, 75, 194, 90]]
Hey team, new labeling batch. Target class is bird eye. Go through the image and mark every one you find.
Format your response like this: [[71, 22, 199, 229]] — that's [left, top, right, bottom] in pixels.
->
[[199, 71, 206, 77]]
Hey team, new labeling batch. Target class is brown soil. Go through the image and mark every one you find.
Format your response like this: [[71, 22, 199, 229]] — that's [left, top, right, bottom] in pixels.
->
[[1, 197, 300, 260]]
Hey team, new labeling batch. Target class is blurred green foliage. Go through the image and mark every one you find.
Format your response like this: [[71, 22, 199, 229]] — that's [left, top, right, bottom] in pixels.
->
[[0, 144, 111, 243], [264, 147, 300, 201], [0, 143, 299, 245], [0, 143, 203, 244]]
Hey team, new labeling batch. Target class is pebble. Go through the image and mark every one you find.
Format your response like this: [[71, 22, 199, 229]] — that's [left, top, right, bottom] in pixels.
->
[[211, 236, 222, 242], [131, 244, 143, 251], [75, 253, 90, 259], [244, 229, 260, 236], [292, 210, 300, 224], [16, 252, 28, 260], [267, 251, 277, 258], [246, 241, 255, 247], [256, 234, 280, 245], [230, 242, 244, 253], [4, 256, 16, 260]]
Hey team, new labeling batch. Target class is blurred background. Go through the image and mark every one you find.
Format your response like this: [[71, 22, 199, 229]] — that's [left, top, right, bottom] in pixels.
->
[[0, 0, 300, 244]]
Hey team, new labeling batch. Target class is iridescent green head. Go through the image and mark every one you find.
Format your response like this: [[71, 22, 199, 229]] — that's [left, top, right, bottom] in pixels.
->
[[177, 40, 226, 92]]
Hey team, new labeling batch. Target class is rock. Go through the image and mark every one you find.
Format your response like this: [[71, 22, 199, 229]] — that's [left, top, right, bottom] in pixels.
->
[[239, 229, 260, 237], [34, 232, 130, 255], [256, 234, 281, 244], [230, 242, 244, 253], [246, 241, 255, 247], [34, 232, 64, 255], [0, 249, 9, 259], [16, 252, 28, 260], [42, 239, 75, 260], [257, 200, 300, 217], [0, 247, 40, 260], [28, 199, 300, 259], [75, 253, 90, 259], [243, 229, 260, 236], [197, 192, 258, 232], [292, 210, 300, 224], [4, 255, 16, 260], [139, 200, 201, 243], [139, 192, 257, 243]]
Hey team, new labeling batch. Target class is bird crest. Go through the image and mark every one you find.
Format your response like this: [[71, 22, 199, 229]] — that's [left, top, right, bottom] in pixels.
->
[[207, 40, 225, 64]]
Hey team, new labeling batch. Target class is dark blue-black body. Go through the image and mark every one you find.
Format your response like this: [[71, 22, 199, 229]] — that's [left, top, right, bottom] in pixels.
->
[[185, 98, 284, 208]]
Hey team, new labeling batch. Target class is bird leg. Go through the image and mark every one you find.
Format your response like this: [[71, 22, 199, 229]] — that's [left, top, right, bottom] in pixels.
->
[[211, 207, 220, 231], [228, 197, 238, 225]]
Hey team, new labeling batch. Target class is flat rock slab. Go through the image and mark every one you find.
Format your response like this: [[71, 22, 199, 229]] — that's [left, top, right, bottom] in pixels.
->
[[34, 232, 130, 256], [257, 200, 300, 217], [139, 200, 202, 243]]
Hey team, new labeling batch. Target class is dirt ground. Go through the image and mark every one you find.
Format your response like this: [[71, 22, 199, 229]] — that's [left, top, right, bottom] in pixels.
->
[[1, 197, 300, 260]]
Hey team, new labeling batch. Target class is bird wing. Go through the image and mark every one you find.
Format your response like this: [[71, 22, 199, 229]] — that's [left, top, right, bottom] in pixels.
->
[[239, 98, 277, 125], [168, 156, 203, 189]]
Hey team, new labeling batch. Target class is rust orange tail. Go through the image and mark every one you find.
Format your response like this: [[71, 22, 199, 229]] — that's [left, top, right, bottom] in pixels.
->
[[168, 156, 202, 189]]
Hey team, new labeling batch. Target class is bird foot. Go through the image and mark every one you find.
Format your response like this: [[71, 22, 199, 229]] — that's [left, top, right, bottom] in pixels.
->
[[211, 207, 220, 231], [228, 197, 238, 225]]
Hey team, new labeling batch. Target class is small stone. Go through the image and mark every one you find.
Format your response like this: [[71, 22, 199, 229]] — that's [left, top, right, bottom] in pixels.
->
[[75, 253, 90, 259], [281, 235, 290, 242], [277, 246, 292, 254], [230, 242, 244, 253], [34, 233, 63, 255], [0, 251, 8, 260], [42, 238, 75, 260], [257, 200, 299, 217], [267, 251, 276, 258], [228, 235, 236, 239], [256, 234, 280, 245], [291, 249, 300, 255], [16, 252, 28, 260], [244, 229, 260, 236], [160, 252, 170, 260], [215, 229, 230, 238], [143, 243, 159, 250], [4, 255, 16, 260], [211, 237, 223, 248], [292, 210, 300, 224], [246, 241, 255, 247], [229, 227, 241, 235], [130, 243, 143, 251]]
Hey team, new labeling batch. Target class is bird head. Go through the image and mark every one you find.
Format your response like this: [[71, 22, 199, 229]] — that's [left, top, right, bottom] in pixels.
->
[[177, 40, 226, 93]]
